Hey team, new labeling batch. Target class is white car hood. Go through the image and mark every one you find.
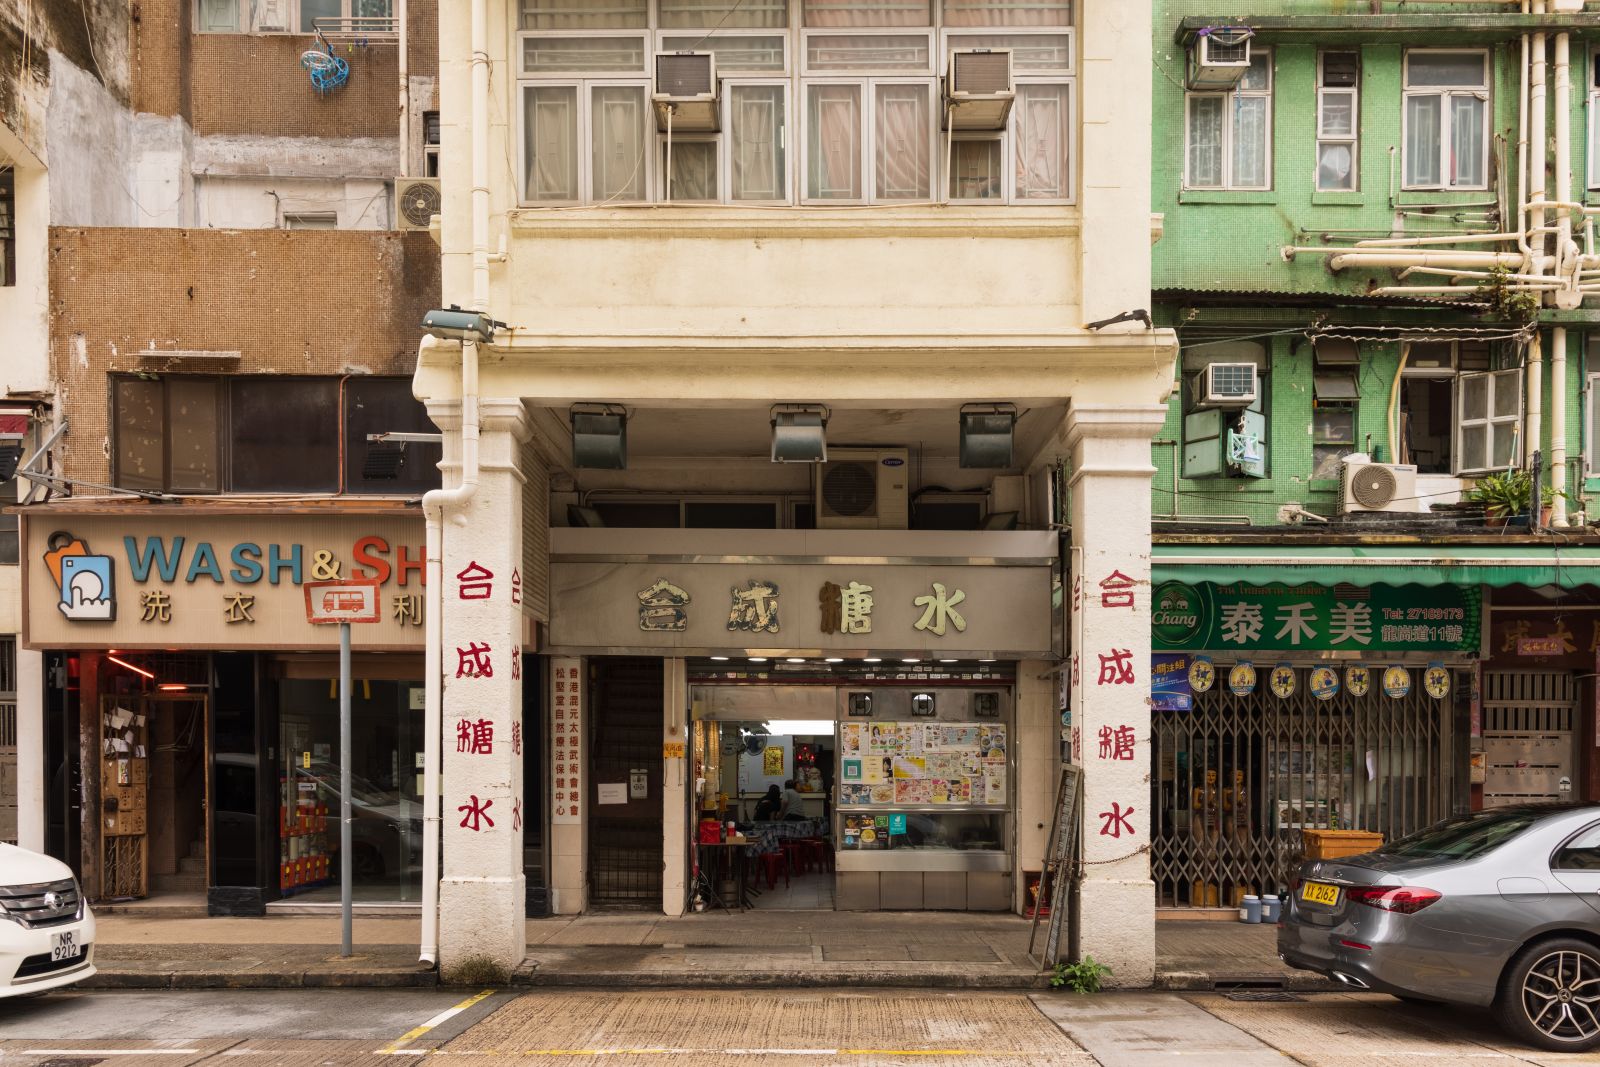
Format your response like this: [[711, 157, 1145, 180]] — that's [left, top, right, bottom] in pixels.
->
[[0, 843, 73, 886]]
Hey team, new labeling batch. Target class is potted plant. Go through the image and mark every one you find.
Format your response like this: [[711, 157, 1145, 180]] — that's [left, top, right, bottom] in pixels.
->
[[1469, 469, 1533, 527]]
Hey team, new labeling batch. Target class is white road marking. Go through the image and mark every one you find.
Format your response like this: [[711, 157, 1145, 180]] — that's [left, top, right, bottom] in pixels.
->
[[4, 1051, 201, 1057]]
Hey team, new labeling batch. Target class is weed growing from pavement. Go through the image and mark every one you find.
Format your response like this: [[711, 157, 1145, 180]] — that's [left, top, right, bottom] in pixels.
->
[[1050, 956, 1112, 994], [443, 954, 510, 986]]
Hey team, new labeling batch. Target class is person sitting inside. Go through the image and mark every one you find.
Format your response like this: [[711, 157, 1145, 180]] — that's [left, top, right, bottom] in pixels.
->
[[780, 779, 807, 822], [753, 784, 782, 821]]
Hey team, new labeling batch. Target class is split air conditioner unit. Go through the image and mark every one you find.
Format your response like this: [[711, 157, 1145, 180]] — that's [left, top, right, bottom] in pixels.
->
[[815, 448, 910, 530], [653, 52, 719, 133], [1188, 31, 1253, 89], [944, 49, 1014, 132], [395, 177, 441, 232], [1341, 457, 1419, 515], [1193, 362, 1259, 408]]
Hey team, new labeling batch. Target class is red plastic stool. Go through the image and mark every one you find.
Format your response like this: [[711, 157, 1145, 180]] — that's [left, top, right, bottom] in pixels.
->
[[800, 838, 827, 874], [759, 851, 788, 890], [781, 841, 807, 876]]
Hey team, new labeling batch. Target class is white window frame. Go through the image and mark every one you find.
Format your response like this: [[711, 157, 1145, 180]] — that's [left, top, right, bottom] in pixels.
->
[[939, 28, 1075, 205], [1588, 371, 1600, 475], [801, 28, 936, 76], [517, 79, 655, 205], [1315, 50, 1359, 192], [1401, 48, 1490, 191], [1183, 48, 1273, 191], [1588, 49, 1600, 190], [195, 0, 391, 34], [800, 76, 938, 204], [1455, 368, 1522, 476], [655, 28, 791, 76], [651, 80, 794, 205], [519, 31, 652, 79]]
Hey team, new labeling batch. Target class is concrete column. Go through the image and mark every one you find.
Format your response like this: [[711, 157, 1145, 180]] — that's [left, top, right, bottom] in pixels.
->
[[662, 658, 688, 917], [1077, 0, 1153, 325], [1065, 404, 1167, 987], [1013, 661, 1057, 913], [547, 655, 587, 916], [15, 647, 45, 852], [437, 397, 530, 979]]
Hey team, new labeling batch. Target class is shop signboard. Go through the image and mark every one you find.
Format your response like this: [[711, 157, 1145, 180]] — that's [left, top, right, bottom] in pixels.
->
[[23, 513, 427, 650], [1152, 580, 1480, 653], [1489, 609, 1600, 669]]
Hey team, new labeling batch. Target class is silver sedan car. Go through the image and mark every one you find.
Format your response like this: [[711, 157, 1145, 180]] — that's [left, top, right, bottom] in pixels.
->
[[1280, 804, 1600, 1052]]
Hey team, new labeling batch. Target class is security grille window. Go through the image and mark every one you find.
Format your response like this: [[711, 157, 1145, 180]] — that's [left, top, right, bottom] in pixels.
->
[[1185, 51, 1272, 190], [1591, 52, 1600, 189], [1316, 51, 1359, 191], [113, 376, 430, 494], [1590, 371, 1600, 475], [0, 173, 13, 288], [197, 0, 391, 33], [1456, 369, 1522, 475], [1403, 50, 1489, 190], [0, 459, 16, 565]]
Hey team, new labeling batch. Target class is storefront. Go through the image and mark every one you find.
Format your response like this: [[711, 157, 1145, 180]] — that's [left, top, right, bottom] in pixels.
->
[[546, 527, 1060, 915], [19, 507, 540, 914], [1147, 541, 1600, 910]]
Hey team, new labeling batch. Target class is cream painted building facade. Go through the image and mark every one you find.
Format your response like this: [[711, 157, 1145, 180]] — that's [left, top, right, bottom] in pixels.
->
[[418, 0, 1176, 984]]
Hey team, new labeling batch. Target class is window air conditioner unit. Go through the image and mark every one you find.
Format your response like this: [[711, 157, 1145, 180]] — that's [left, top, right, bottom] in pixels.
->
[[1193, 362, 1259, 408], [815, 448, 910, 530], [944, 49, 1014, 132], [1188, 31, 1253, 89], [395, 177, 441, 232], [653, 52, 719, 133], [1341, 457, 1419, 515]]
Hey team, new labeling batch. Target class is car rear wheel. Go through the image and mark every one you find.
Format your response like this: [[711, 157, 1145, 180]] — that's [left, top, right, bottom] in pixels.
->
[[1496, 938, 1600, 1052]]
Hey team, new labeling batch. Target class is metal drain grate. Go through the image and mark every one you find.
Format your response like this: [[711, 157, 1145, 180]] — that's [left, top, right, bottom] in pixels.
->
[[1223, 989, 1304, 1003]]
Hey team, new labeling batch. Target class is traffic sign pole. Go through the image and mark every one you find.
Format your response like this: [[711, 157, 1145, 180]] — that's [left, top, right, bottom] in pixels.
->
[[340, 620, 353, 957]]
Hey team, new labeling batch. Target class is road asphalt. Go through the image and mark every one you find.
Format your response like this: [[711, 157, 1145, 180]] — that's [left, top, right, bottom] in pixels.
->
[[0, 986, 1592, 1066]]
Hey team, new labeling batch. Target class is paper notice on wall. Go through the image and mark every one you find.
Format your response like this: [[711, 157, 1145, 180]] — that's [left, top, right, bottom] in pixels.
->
[[597, 783, 627, 805]]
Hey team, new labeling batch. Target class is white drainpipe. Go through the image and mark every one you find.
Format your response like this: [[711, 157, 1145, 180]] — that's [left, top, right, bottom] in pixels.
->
[[398, 0, 409, 177], [1553, 326, 1569, 525], [420, 0, 492, 968], [1552, 32, 1573, 525]]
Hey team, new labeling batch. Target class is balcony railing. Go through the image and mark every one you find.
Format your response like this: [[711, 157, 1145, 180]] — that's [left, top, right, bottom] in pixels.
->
[[312, 15, 398, 42]]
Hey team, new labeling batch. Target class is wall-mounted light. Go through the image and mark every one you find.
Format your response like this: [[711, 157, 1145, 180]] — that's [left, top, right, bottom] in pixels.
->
[[107, 655, 155, 680], [421, 305, 505, 344], [771, 404, 829, 463], [959, 402, 1017, 469], [570, 404, 628, 469]]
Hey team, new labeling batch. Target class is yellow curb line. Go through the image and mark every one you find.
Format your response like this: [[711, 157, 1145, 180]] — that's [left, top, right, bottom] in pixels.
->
[[378, 989, 497, 1054]]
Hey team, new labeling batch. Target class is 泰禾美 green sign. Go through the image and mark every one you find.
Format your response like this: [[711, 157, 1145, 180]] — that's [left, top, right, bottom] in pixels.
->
[[1152, 581, 1479, 653]]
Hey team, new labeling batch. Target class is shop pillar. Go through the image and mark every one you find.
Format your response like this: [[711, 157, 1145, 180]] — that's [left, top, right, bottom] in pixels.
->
[[435, 397, 530, 977], [14, 647, 45, 852], [1013, 661, 1058, 913], [662, 658, 688, 916], [547, 653, 587, 915], [1066, 403, 1167, 986]]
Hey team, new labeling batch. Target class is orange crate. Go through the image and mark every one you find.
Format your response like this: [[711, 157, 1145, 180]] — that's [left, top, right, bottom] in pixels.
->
[[1302, 829, 1383, 860]]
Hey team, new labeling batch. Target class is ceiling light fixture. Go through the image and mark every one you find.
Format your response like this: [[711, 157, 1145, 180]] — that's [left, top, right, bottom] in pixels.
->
[[107, 655, 155, 680]]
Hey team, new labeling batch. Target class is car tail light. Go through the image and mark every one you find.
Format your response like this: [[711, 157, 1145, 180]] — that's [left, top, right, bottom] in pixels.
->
[[1345, 886, 1442, 914]]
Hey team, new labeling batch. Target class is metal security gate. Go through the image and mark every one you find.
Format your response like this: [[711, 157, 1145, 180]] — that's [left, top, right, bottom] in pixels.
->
[[1153, 674, 1455, 907], [1483, 671, 1575, 807], [588, 658, 664, 908]]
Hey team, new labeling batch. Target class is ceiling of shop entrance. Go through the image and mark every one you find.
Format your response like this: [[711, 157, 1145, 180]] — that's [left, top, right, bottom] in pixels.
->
[[542, 404, 1068, 461]]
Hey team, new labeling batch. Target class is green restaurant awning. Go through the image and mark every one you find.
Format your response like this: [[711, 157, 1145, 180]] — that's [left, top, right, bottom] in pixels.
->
[[1152, 543, 1600, 590]]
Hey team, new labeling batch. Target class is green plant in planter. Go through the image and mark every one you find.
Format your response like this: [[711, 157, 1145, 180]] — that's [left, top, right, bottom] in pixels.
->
[[1473, 267, 1541, 325], [1469, 469, 1534, 520], [1050, 955, 1112, 993]]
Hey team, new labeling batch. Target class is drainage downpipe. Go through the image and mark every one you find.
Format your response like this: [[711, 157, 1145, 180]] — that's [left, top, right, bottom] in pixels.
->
[[1530, 3, 1548, 287], [1553, 33, 1573, 526], [420, 0, 492, 969], [398, 0, 409, 176]]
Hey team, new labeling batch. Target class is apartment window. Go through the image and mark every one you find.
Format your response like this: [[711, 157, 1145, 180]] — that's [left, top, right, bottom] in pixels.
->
[[0, 461, 17, 565], [345, 378, 442, 494], [113, 376, 431, 494], [282, 212, 337, 229], [1457, 369, 1522, 475], [521, 0, 648, 29], [1589, 52, 1600, 189], [0, 173, 13, 288], [1316, 51, 1359, 191], [1589, 371, 1600, 474], [1185, 51, 1271, 190], [1312, 405, 1356, 481], [197, 0, 391, 33], [1397, 340, 1502, 474], [946, 28, 1073, 203], [803, 0, 931, 27], [424, 111, 441, 177], [1403, 50, 1489, 190]]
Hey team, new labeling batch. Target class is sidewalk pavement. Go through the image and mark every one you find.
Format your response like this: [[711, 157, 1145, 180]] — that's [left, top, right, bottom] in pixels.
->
[[87, 910, 1321, 991]]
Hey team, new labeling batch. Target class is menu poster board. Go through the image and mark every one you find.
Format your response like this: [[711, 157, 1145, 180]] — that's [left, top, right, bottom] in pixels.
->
[[841, 813, 892, 849], [839, 720, 1005, 806]]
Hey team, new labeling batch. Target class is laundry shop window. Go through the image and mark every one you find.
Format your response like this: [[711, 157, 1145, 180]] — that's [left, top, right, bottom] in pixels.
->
[[344, 377, 443, 494], [113, 375, 432, 495]]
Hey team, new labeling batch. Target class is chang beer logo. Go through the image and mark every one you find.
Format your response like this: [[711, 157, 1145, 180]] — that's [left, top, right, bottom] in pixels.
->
[[1151, 580, 1205, 646], [44, 532, 116, 622]]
